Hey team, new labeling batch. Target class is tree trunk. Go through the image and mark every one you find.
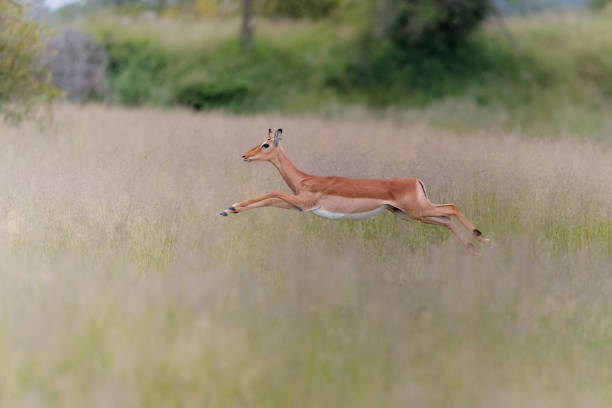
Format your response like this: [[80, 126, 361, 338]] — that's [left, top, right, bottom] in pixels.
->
[[241, 0, 253, 53], [155, 0, 166, 15]]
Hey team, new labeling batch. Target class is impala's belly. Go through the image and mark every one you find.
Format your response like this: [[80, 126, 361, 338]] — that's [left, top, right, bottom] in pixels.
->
[[307, 206, 387, 220], [305, 197, 389, 220]]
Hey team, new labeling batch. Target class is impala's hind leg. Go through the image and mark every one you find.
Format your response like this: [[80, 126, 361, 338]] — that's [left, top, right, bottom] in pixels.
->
[[389, 206, 475, 253], [420, 203, 489, 244], [418, 215, 475, 253]]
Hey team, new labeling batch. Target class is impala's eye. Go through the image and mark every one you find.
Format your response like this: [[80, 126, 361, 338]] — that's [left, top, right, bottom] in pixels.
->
[[262, 143, 270, 149]]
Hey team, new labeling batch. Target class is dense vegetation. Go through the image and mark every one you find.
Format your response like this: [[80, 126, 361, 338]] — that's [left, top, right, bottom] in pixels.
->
[[80, 9, 612, 139]]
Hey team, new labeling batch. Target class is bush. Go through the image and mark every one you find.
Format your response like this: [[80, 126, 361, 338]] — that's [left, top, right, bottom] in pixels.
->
[[99, 34, 170, 105], [340, 0, 496, 106], [87, 9, 612, 137], [377, 0, 492, 51], [0, 0, 58, 123], [91, 21, 352, 111], [175, 71, 250, 109]]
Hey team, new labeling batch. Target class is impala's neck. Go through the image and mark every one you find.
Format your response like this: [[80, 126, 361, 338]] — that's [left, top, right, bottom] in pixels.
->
[[270, 147, 308, 194]]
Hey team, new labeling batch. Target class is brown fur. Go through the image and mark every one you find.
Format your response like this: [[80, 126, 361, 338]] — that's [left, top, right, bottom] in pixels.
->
[[226, 129, 490, 252]]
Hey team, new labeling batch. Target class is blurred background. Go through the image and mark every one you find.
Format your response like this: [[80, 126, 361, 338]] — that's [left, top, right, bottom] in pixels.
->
[[3, 0, 612, 140]]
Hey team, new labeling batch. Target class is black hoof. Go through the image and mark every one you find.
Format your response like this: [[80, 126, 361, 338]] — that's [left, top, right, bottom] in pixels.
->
[[473, 229, 482, 237], [220, 211, 228, 216], [229, 206, 236, 212]]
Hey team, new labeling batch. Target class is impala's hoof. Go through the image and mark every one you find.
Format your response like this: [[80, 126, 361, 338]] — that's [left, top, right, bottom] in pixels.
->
[[473, 229, 482, 237], [220, 211, 228, 216], [228, 206, 237, 212]]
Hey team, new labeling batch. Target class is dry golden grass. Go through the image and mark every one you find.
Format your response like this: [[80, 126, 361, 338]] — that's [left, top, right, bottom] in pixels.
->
[[0, 104, 610, 407]]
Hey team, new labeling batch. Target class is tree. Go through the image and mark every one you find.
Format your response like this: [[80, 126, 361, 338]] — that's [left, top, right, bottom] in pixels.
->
[[377, 0, 493, 51], [0, 0, 58, 123]]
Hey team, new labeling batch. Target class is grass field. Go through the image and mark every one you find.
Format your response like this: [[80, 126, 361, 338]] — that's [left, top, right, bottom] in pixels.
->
[[1, 104, 611, 407]]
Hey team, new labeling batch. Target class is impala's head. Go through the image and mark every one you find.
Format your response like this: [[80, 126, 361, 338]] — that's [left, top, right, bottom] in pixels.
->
[[241, 128, 283, 162]]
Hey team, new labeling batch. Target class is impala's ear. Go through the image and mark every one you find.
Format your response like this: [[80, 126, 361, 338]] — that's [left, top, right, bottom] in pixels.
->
[[274, 129, 283, 146], [268, 128, 273, 140]]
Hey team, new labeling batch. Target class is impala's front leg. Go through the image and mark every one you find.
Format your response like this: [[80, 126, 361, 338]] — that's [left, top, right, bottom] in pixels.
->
[[224, 198, 297, 215], [220, 191, 307, 216]]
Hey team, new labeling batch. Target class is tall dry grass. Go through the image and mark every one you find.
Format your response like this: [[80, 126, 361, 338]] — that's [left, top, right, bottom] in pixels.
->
[[0, 104, 610, 407]]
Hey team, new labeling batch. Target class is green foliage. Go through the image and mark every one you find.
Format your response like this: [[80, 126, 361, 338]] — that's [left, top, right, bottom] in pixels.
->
[[378, 0, 492, 51], [175, 69, 250, 109], [98, 33, 171, 105], [92, 21, 353, 111], [343, 33, 517, 104], [0, 0, 58, 123], [87, 11, 612, 137], [257, 0, 342, 19], [589, 0, 611, 10]]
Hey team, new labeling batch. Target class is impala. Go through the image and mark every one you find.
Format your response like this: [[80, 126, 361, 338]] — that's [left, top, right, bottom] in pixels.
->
[[221, 129, 489, 251]]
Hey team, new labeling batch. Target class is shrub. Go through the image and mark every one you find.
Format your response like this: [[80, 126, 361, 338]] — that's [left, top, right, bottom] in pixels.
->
[[91, 21, 352, 111], [99, 35, 170, 105], [0, 0, 58, 123], [339, 0, 496, 106], [376, 0, 492, 51], [175, 71, 250, 109]]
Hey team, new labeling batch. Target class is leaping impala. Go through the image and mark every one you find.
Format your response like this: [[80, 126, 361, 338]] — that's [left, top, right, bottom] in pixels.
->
[[220, 129, 489, 251]]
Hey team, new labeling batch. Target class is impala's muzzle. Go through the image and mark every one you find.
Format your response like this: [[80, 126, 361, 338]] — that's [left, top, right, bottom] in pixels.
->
[[242, 145, 260, 161]]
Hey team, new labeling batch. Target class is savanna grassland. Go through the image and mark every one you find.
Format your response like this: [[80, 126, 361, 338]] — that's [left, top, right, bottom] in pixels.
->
[[0, 104, 610, 407]]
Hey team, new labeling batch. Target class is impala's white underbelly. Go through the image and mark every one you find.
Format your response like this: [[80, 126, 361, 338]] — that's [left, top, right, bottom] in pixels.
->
[[306, 205, 387, 220]]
